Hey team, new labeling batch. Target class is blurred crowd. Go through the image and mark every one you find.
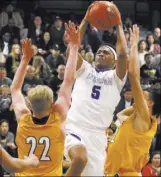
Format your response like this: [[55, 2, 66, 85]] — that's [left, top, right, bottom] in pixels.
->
[[0, 2, 160, 176]]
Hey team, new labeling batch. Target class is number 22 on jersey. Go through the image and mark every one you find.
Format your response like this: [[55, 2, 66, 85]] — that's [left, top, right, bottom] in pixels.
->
[[26, 136, 51, 161]]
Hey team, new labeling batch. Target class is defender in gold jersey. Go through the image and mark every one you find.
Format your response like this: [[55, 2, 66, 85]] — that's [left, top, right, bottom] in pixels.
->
[[10, 22, 80, 176], [104, 25, 157, 176]]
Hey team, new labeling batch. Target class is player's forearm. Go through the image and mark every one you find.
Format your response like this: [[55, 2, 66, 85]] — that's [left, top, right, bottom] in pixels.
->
[[79, 18, 89, 42], [116, 24, 128, 79], [1, 148, 30, 173], [128, 44, 140, 80], [10, 57, 28, 92], [128, 44, 150, 122], [5, 158, 30, 173], [116, 24, 128, 55], [64, 44, 79, 83]]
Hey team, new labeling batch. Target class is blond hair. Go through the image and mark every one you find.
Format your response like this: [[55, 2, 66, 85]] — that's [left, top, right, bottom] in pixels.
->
[[10, 44, 21, 73], [27, 85, 53, 114], [32, 56, 43, 77], [10, 44, 20, 59]]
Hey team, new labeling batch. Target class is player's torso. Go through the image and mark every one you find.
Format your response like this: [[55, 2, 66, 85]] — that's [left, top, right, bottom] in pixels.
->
[[16, 113, 64, 176], [67, 67, 120, 130], [108, 115, 157, 171]]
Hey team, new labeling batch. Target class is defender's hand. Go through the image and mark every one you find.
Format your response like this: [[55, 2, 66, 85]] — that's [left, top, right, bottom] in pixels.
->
[[64, 21, 80, 46], [24, 154, 39, 168], [20, 39, 34, 62], [129, 24, 140, 46]]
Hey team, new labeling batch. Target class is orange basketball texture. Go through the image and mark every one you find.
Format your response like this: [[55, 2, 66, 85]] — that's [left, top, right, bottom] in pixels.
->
[[88, 1, 121, 30]]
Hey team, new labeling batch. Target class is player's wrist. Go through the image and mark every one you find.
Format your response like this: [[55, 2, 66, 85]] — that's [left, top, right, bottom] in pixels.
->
[[68, 43, 79, 49]]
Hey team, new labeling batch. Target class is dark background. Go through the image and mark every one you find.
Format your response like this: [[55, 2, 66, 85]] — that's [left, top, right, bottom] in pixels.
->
[[1, 0, 160, 30]]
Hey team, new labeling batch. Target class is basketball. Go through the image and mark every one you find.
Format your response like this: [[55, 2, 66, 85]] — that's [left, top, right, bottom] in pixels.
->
[[88, 1, 121, 30]]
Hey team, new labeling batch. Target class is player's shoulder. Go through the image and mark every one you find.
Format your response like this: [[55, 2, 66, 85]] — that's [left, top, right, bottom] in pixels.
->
[[18, 113, 32, 126], [19, 113, 32, 122], [49, 111, 61, 123]]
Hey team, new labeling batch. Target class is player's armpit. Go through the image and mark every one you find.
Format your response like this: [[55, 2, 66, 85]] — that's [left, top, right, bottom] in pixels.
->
[[116, 52, 129, 80], [114, 70, 127, 93]]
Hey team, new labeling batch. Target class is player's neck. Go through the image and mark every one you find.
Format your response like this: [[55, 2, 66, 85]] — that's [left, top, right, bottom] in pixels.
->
[[33, 112, 50, 119]]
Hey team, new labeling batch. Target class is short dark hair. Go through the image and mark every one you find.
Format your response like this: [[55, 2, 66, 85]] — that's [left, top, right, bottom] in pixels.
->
[[138, 40, 147, 50], [146, 33, 155, 41], [123, 86, 132, 93], [0, 119, 9, 126]]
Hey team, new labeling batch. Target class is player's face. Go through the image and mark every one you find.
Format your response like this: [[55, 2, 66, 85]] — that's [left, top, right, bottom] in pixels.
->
[[0, 122, 9, 135], [152, 154, 160, 167], [95, 46, 115, 69]]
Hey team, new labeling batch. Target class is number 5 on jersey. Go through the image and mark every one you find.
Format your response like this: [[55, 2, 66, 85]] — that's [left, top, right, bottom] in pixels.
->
[[26, 136, 51, 161], [91, 85, 101, 100]]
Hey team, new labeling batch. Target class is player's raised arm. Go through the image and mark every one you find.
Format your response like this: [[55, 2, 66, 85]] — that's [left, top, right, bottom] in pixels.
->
[[0, 147, 39, 173], [128, 25, 151, 126], [54, 22, 80, 121], [10, 39, 34, 122], [65, 2, 97, 70], [114, 5, 128, 80]]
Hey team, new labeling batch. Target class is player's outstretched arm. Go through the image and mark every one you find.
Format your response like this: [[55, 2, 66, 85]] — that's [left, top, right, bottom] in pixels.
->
[[128, 25, 151, 126], [79, 2, 97, 40], [114, 5, 128, 80], [54, 22, 80, 121], [10, 39, 33, 122], [0, 147, 39, 173], [74, 2, 97, 70]]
